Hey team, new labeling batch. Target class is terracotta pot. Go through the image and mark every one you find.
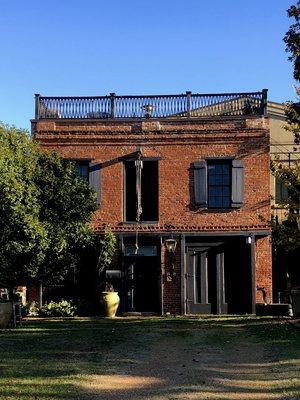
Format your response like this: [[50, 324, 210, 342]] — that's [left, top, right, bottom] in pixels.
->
[[100, 292, 120, 318]]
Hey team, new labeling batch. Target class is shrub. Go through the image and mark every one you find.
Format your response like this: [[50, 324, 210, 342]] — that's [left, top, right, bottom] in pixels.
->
[[39, 299, 77, 317], [26, 301, 40, 316]]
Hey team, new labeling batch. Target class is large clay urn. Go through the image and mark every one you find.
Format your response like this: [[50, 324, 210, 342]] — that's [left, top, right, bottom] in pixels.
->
[[100, 291, 120, 318]]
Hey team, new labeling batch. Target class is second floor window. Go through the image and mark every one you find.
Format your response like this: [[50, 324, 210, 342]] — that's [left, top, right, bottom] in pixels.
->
[[75, 163, 89, 182], [275, 177, 289, 204], [207, 161, 231, 209], [124, 160, 159, 222], [194, 158, 244, 209], [72, 160, 101, 207]]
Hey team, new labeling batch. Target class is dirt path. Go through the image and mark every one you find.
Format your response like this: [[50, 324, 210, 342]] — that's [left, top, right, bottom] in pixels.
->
[[80, 322, 300, 400]]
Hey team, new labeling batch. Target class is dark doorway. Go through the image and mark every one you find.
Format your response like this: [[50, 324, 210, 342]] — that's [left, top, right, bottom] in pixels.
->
[[124, 160, 159, 222], [187, 244, 227, 314], [186, 238, 252, 314], [123, 243, 160, 313], [224, 238, 252, 313]]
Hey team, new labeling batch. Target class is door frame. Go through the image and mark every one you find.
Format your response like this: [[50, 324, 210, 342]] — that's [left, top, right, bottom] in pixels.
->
[[120, 236, 162, 313], [185, 242, 228, 315]]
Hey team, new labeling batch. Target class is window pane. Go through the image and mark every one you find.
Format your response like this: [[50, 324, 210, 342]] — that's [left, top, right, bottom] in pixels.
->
[[215, 197, 222, 207], [222, 187, 230, 196], [222, 164, 229, 173], [215, 187, 222, 196], [215, 164, 223, 174], [208, 175, 216, 184], [209, 187, 216, 196], [222, 175, 230, 185], [215, 175, 223, 185], [209, 197, 216, 207], [75, 164, 89, 182], [222, 197, 230, 208], [124, 245, 157, 257], [207, 161, 231, 209]]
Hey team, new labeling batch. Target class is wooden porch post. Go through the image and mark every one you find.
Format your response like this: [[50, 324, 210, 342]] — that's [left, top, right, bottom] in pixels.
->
[[250, 235, 256, 314], [180, 234, 186, 315], [216, 252, 228, 314], [200, 252, 208, 304]]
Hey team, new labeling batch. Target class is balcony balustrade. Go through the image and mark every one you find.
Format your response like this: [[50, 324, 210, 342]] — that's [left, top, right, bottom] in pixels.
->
[[35, 90, 268, 120]]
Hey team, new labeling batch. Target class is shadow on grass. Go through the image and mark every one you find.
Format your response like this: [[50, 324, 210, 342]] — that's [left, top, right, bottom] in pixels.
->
[[0, 317, 299, 399]]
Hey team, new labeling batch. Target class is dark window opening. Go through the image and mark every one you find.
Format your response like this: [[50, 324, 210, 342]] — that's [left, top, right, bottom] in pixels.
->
[[125, 160, 158, 222], [275, 177, 289, 204], [207, 161, 231, 209], [75, 162, 89, 182]]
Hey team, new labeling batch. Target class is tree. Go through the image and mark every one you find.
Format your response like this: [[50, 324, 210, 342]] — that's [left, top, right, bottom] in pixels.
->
[[96, 225, 117, 291], [284, 1, 300, 144], [275, 0, 300, 232], [284, 2, 300, 81], [271, 3, 300, 294], [0, 123, 98, 288], [278, 1, 300, 229], [97, 225, 117, 275], [271, 162, 300, 251]]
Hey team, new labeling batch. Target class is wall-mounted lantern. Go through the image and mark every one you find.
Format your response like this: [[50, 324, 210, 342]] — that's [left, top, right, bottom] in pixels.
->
[[165, 237, 177, 281], [165, 238, 177, 253], [246, 234, 254, 245]]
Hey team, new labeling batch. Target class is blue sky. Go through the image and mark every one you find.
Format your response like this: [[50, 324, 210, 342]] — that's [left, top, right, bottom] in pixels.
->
[[0, 0, 296, 130]]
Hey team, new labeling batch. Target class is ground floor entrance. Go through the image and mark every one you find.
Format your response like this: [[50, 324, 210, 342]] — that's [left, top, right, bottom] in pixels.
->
[[119, 233, 266, 315], [185, 238, 253, 314], [122, 238, 161, 313]]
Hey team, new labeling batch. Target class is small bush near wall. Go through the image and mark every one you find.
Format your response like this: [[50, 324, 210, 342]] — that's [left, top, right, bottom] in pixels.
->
[[27, 299, 77, 317], [40, 300, 77, 317]]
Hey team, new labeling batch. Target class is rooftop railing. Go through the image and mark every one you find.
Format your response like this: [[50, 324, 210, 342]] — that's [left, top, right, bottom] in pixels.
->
[[35, 90, 268, 120]]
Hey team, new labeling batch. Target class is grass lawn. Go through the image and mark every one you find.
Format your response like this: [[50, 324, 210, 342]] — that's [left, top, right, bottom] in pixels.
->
[[0, 316, 299, 400]]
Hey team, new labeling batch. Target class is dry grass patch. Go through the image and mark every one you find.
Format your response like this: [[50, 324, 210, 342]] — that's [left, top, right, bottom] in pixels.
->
[[0, 316, 299, 399]]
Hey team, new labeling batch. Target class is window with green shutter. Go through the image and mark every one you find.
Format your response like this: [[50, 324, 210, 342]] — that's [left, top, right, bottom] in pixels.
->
[[75, 162, 89, 182], [275, 177, 289, 204], [207, 161, 231, 209], [194, 158, 244, 209]]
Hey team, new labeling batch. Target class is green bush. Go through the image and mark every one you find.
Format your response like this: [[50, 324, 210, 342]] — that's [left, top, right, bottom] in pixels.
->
[[39, 299, 77, 317], [26, 301, 40, 316]]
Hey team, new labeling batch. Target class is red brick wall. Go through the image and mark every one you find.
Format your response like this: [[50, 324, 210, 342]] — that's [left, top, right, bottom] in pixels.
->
[[28, 281, 40, 303], [256, 236, 273, 303], [33, 117, 271, 234], [161, 241, 182, 315]]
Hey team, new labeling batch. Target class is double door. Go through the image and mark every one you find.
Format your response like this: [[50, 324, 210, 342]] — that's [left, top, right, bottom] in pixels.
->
[[186, 245, 228, 314]]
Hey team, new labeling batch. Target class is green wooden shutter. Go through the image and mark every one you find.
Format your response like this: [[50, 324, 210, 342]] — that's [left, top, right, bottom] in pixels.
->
[[89, 163, 101, 207], [194, 161, 207, 207], [231, 160, 244, 208], [275, 177, 289, 203]]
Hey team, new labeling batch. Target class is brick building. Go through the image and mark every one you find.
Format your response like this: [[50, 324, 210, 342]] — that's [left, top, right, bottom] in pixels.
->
[[32, 90, 272, 315]]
